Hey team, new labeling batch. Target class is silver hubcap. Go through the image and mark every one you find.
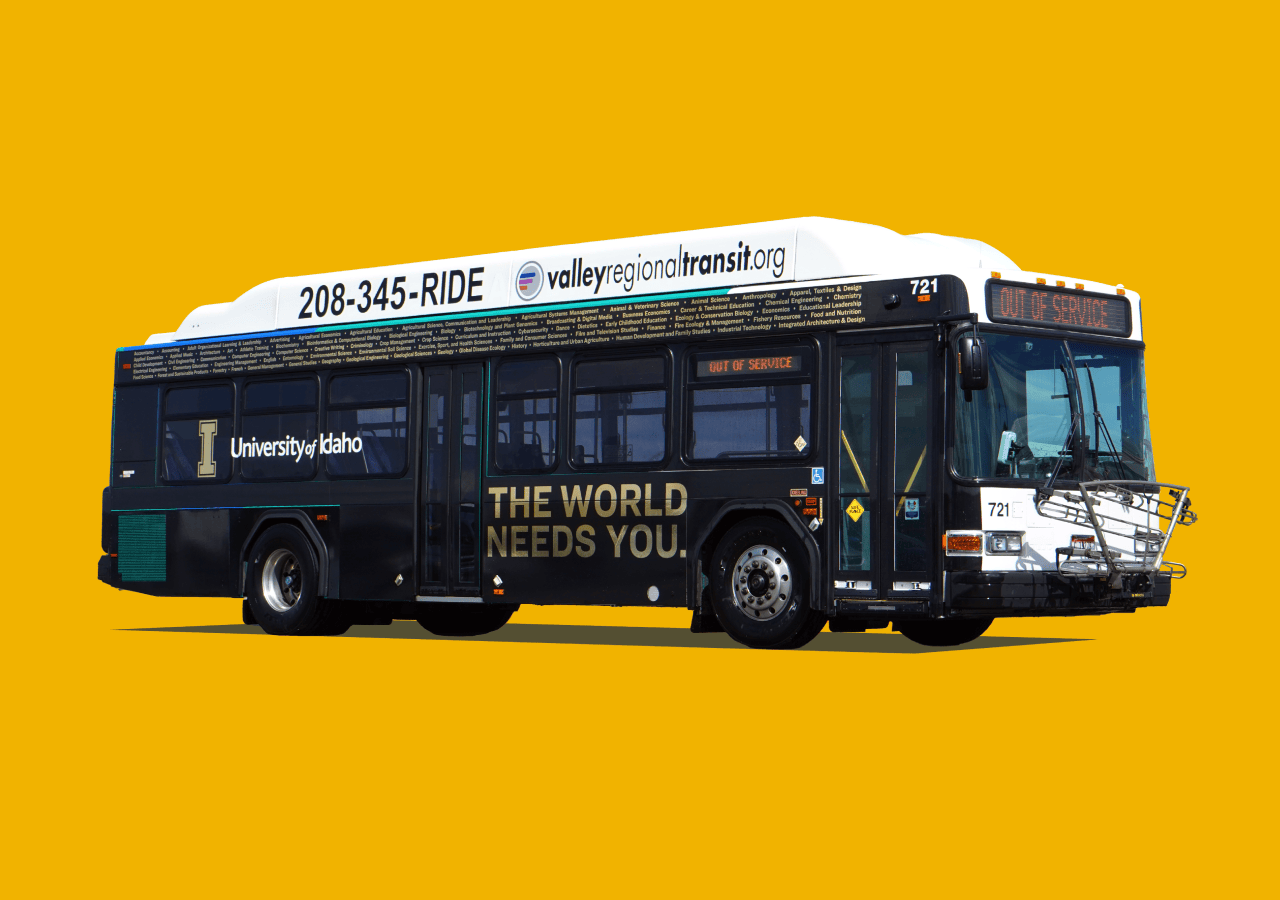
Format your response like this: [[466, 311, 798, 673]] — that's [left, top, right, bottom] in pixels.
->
[[732, 544, 792, 620], [261, 548, 302, 612]]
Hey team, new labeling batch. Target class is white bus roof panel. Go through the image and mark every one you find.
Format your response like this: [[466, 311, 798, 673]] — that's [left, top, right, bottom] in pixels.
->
[[145, 217, 1137, 345]]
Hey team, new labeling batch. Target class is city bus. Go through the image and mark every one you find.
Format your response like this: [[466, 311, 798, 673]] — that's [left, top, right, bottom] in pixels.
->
[[98, 218, 1195, 649]]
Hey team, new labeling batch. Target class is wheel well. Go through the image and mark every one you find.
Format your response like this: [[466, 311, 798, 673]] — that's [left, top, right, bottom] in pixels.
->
[[240, 511, 331, 597], [692, 503, 821, 612]]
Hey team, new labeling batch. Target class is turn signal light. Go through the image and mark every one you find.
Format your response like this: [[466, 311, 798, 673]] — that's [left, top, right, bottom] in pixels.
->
[[1071, 534, 1095, 552], [945, 532, 983, 554]]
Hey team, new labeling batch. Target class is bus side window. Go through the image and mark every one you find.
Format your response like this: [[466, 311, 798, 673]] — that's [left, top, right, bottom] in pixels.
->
[[161, 383, 234, 483], [571, 356, 667, 467], [494, 357, 559, 472], [686, 347, 813, 462], [112, 385, 159, 487], [325, 370, 410, 478], [241, 378, 319, 481]]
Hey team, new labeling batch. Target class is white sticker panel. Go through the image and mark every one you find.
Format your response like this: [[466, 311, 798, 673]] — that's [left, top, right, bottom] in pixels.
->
[[979, 485, 1081, 572], [272, 224, 798, 331]]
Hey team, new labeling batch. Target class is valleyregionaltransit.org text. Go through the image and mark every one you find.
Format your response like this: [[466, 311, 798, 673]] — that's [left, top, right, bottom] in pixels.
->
[[538, 242, 787, 295]]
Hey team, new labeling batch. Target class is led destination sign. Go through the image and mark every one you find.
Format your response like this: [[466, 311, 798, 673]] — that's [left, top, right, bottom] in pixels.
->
[[988, 282, 1130, 336], [696, 354, 802, 378]]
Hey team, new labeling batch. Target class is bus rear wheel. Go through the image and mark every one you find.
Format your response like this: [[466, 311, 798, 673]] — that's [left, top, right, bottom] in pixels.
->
[[897, 617, 992, 647], [417, 604, 519, 637], [710, 517, 826, 650], [246, 524, 349, 636]]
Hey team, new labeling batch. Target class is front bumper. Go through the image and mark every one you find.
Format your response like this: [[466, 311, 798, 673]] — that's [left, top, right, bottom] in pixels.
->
[[948, 570, 1171, 615]]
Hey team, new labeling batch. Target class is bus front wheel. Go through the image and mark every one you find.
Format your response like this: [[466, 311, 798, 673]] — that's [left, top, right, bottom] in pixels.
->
[[245, 524, 349, 636], [710, 517, 826, 650], [417, 604, 519, 637], [896, 618, 992, 647]]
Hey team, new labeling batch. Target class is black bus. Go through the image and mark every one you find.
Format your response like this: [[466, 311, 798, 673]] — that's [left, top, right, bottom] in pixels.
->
[[98, 218, 1194, 649]]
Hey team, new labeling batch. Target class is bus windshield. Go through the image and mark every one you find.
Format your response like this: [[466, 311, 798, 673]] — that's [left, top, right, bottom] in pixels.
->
[[953, 332, 1155, 482]]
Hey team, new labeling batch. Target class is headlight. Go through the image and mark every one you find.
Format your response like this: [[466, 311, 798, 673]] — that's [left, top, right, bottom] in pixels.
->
[[1134, 528, 1162, 559], [985, 532, 1023, 555]]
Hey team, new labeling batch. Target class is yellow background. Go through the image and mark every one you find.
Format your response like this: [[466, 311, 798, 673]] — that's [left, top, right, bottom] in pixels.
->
[[3, 3, 1272, 896]]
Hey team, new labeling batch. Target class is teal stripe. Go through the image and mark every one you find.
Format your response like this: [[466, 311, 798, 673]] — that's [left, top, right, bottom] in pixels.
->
[[112, 504, 340, 512], [314, 287, 732, 333]]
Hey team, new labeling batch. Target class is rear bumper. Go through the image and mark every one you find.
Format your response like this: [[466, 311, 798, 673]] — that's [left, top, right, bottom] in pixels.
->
[[96, 553, 124, 588], [98, 553, 118, 587]]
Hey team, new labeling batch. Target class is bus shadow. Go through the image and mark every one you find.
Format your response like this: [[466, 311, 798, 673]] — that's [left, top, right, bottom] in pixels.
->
[[127, 621, 1086, 653]]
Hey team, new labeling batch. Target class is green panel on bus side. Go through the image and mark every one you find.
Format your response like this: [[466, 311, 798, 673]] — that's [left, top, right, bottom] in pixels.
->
[[118, 515, 167, 582]]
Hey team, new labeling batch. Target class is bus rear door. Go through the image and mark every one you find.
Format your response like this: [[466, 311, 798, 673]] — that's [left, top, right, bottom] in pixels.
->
[[419, 364, 484, 598]]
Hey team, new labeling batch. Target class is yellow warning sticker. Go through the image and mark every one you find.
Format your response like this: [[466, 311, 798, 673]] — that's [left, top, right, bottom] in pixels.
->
[[846, 498, 865, 522]]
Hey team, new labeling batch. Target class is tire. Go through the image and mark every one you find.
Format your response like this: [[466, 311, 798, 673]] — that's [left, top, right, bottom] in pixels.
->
[[897, 617, 992, 647], [245, 524, 349, 636], [709, 517, 826, 650], [417, 603, 519, 637]]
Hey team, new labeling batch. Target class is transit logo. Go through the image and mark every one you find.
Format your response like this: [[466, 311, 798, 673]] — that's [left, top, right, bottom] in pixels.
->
[[527, 241, 788, 297], [515, 261, 544, 301]]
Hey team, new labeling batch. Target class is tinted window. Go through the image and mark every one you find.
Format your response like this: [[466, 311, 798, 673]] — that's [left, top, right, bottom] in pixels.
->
[[325, 372, 409, 478], [497, 358, 558, 396], [576, 357, 665, 390], [245, 379, 318, 411], [237, 415, 319, 480], [329, 371, 408, 405], [689, 384, 812, 461], [495, 358, 558, 471], [113, 386, 159, 462], [326, 407, 409, 477], [166, 385, 232, 417], [240, 378, 319, 480], [572, 357, 667, 467], [422, 376, 449, 584], [161, 383, 233, 482]]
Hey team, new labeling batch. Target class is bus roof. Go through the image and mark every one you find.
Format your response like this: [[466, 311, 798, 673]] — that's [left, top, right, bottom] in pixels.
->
[[143, 217, 1134, 346]]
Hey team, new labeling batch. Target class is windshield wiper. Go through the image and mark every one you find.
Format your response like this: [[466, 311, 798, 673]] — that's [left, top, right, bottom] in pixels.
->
[[1036, 410, 1083, 503], [1037, 342, 1085, 502], [1080, 362, 1122, 479]]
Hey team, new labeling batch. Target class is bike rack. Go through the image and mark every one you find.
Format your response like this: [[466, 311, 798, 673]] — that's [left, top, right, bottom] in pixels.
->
[[1035, 480, 1196, 584]]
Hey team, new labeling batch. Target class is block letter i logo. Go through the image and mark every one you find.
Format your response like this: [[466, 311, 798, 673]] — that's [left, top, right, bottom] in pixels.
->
[[198, 419, 217, 477]]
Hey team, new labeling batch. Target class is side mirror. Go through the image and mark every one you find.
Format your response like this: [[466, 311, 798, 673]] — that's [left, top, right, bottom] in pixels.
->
[[957, 334, 989, 396]]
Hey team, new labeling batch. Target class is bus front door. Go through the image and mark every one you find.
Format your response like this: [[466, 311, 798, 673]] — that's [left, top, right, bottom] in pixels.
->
[[834, 337, 936, 602], [419, 364, 484, 597]]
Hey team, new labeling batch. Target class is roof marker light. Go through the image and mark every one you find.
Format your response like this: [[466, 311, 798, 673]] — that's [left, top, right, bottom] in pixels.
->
[[1036, 277, 1047, 284], [1075, 283, 1084, 289], [991, 271, 1001, 279], [1117, 284, 1126, 295], [1056, 280, 1065, 287]]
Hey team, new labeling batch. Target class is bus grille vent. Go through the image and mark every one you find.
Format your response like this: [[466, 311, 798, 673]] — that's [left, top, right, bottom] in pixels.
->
[[118, 515, 166, 582]]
